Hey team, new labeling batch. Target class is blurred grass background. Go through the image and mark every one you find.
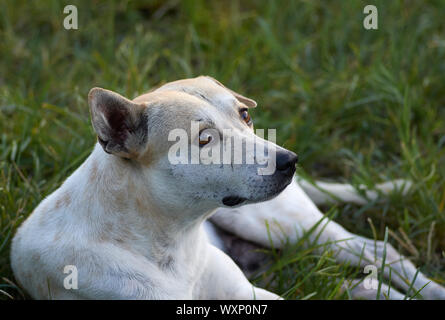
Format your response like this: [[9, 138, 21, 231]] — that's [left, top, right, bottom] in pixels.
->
[[1, 0, 445, 299]]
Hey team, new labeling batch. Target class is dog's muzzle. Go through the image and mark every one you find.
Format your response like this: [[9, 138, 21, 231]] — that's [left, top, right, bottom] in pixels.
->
[[221, 151, 298, 207]]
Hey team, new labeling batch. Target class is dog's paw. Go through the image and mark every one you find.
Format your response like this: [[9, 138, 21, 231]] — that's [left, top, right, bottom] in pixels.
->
[[342, 279, 405, 300], [374, 179, 413, 196]]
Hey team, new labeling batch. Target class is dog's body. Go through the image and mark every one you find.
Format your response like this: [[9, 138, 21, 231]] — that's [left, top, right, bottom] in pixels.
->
[[11, 144, 277, 299], [10, 76, 445, 299]]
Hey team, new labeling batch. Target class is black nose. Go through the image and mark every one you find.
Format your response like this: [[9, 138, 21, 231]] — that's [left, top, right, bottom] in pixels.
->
[[276, 151, 298, 175]]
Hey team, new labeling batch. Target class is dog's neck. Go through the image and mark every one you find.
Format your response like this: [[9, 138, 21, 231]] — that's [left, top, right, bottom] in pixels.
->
[[66, 144, 212, 260]]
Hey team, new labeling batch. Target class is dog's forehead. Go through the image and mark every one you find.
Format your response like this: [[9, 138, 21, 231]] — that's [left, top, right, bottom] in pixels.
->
[[153, 76, 241, 111]]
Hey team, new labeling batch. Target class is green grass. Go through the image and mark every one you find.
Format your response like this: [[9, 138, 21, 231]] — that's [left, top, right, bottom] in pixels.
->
[[1, 0, 445, 299]]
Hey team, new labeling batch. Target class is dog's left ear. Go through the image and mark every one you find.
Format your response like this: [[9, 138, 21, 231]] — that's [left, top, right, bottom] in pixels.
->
[[205, 76, 257, 108], [88, 88, 148, 158]]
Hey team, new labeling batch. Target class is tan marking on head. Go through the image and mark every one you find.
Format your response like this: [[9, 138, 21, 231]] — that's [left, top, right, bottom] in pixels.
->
[[203, 76, 257, 108], [128, 77, 257, 169]]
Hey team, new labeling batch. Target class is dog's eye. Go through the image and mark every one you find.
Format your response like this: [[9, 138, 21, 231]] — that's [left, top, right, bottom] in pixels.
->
[[199, 132, 212, 146], [240, 109, 252, 125]]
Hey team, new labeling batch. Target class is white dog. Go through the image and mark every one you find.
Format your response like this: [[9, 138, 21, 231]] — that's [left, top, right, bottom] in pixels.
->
[[10, 76, 445, 299]]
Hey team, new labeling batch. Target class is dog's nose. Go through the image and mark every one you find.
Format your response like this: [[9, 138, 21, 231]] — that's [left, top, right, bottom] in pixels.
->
[[276, 151, 298, 175]]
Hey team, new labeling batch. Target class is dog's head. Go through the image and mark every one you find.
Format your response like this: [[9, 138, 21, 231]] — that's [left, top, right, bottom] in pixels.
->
[[88, 76, 297, 212]]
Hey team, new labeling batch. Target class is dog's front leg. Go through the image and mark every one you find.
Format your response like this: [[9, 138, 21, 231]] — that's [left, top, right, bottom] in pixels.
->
[[194, 244, 280, 300], [331, 233, 445, 300], [210, 179, 445, 299], [297, 177, 413, 206]]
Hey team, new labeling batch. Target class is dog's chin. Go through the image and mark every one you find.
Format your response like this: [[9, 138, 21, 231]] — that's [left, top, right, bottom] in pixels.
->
[[221, 177, 293, 208], [256, 181, 290, 203]]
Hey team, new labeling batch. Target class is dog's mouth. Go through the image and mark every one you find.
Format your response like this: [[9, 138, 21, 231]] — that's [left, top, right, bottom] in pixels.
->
[[222, 196, 247, 207], [222, 177, 293, 207]]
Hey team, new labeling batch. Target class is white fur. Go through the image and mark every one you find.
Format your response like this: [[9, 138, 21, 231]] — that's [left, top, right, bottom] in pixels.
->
[[10, 76, 445, 300]]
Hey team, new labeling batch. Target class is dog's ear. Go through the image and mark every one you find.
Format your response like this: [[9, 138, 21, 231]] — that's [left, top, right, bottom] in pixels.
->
[[205, 76, 257, 108], [88, 88, 148, 158]]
